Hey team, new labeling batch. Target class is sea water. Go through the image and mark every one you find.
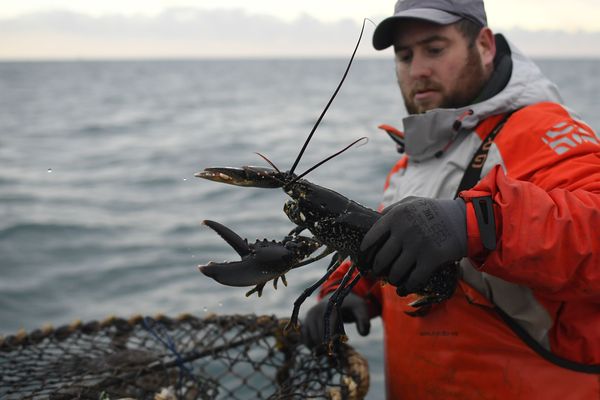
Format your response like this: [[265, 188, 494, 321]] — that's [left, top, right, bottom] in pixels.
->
[[1, 58, 599, 398]]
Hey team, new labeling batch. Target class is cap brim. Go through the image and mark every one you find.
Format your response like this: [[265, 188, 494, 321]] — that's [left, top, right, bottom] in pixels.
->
[[372, 9, 462, 50]]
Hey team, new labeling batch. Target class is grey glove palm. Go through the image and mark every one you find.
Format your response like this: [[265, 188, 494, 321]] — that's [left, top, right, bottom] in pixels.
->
[[360, 197, 467, 294]]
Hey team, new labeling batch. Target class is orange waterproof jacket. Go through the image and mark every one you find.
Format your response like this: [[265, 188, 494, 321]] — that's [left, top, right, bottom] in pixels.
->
[[322, 102, 600, 399], [320, 41, 600, 398]]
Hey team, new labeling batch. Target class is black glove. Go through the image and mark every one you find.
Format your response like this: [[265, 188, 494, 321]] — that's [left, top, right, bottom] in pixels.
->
[[301, 292, 372, 348], [360, 197, 467, 294]]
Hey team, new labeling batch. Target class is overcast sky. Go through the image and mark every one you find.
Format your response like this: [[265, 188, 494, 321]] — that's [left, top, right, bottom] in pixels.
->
[[1, 0, 600, 59]]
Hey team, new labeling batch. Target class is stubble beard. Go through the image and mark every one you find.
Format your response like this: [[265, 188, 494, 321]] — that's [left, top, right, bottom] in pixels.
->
[[402, 47, 489, 115]]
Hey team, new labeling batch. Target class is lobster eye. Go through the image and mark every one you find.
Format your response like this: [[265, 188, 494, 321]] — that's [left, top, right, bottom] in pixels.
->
[[283, 199, 297, 212], [283, 200, 304, 226]]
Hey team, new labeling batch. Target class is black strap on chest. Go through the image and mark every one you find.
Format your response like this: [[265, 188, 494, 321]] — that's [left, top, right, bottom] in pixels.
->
[[453, 111, 516, 251], [454, 110, 516, 197]]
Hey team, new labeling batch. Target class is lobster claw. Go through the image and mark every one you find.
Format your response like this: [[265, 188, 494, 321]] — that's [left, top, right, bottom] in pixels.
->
[[199, 220, 288, 287], [199, 220, 321, 297], [195, 167, 286, 189]]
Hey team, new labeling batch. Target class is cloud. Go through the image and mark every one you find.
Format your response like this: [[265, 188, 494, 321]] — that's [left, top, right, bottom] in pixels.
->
[[502, 28, 600, 58], [0, 8, 599, 59]]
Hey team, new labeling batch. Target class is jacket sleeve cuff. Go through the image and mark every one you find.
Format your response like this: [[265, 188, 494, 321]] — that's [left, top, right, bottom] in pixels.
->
[[462, 191, 502, 267], [465, 201, 487, 263]]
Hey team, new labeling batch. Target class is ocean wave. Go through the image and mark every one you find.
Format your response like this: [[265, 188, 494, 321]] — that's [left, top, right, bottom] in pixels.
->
[[0, 222, 114, 241], [0, 193, 36, 203]]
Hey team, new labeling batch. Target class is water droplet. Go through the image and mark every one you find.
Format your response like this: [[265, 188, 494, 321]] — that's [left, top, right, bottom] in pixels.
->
[[218, 303, 223, 307], [183, 178, 187, 181], [47, 168, 53, 173], [203, 307, 208, 312]]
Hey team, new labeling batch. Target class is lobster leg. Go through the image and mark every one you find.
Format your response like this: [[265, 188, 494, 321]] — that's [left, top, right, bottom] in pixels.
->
[[285, 253, 342, 333], [331, 273, 362, 342], [245, 283, 267, 297], [288, 225, 307, 236], [270, 244, 332, 297], [272, 275, 287, 291], [323, 264, 361, 354]]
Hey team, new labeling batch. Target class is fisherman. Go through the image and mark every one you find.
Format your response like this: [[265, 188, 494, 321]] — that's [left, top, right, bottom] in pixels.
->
[[302, 0, 600, 397]]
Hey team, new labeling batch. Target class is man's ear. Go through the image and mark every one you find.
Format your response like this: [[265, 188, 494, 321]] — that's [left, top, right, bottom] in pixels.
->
[[476, 27, 496, 71]]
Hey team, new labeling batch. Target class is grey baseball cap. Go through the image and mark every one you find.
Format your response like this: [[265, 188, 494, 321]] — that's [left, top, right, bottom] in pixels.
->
[[373, 0, 487, 50]]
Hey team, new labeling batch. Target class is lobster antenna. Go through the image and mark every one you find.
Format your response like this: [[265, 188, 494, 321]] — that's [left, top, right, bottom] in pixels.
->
[[287, 18, 372, 176], [254, 152, 281, 173], [287, 137, 368, 186]]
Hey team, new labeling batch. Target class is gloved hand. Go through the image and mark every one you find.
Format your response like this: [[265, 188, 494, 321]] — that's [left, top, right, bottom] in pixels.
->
[[301, 291, 372, 348], [360, 197, 467, 294]]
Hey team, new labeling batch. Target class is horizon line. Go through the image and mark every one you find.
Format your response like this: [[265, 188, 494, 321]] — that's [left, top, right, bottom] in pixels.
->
[[2, 55, 600, 63]]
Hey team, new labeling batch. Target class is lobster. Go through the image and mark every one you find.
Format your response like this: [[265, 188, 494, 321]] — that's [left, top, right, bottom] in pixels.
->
[[196, 165, 459, 347], [195, 21, 459, 349]]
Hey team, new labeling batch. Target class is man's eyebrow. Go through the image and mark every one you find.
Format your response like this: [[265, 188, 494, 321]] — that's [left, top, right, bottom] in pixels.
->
[[395, 35, 450, 51]]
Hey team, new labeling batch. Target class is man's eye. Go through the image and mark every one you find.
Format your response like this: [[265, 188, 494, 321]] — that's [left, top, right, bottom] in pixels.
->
[[398, 52, 412, 62], [427, 47, 444, 56]]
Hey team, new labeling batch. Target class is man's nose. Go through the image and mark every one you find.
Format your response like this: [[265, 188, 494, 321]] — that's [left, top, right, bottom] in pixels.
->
[[409, 53, 433, 79]]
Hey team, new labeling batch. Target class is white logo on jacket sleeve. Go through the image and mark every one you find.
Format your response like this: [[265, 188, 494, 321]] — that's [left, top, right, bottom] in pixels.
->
[[542, 121, 599, 155]]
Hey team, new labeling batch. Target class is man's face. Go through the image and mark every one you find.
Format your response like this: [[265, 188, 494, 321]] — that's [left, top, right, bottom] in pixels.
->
[[394, 20, 488, 114]]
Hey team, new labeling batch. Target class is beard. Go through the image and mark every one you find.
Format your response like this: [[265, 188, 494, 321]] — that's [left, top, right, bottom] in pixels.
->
[[401, 47, 488, 115]]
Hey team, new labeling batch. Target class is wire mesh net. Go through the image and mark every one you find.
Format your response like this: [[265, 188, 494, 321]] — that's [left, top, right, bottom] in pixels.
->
[[0, 313, 369, 400]]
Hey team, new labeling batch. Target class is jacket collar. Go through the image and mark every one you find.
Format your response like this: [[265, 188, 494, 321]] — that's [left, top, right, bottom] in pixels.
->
[[403, 108, 469, 160]]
